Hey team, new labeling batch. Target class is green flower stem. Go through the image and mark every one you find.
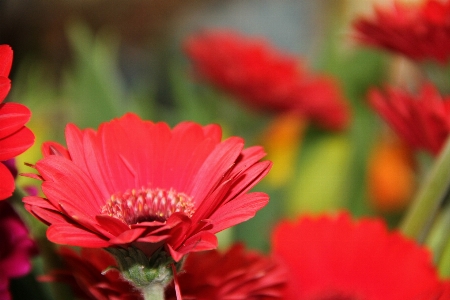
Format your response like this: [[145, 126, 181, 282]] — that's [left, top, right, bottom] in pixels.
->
[[106, 247, 182, 300], [427, 202, 450, 271], [438, 235, 450, 277], [400, 137, 450, 243], [142, 283, 165, 300]]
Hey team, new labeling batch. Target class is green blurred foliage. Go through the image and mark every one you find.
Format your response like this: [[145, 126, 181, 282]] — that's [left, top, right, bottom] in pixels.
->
[[287, 134, 352, 214]]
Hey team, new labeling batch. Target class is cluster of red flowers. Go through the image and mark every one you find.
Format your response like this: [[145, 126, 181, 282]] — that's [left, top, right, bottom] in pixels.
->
[[353, 1, 450, 157], [184, 30, 350, 130], [353, 0, 450, 64]]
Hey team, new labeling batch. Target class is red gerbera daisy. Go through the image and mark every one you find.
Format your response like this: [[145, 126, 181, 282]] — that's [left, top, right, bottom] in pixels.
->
[[353, 0, 450, 64], [184, 31, 350, 130], [41, 247, 142, 300], [0, 45, 34, 200], [165, 243, 287, 300], [368, 82, 450, 156], [23, 113, 271, 261], [272, 212, 441, 300]]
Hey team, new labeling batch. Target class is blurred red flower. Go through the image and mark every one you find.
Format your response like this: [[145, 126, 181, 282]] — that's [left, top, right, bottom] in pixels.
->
[[0, 45, 34, 200], [353, 0, 450, 64], [272, 212, 442, 300], [23, 113, 271, 261], [369, 83, 450, 156], [184, 31, 350, 130], [41, 247, 142, 300], [165, 243, 287, 300], [0, 201, 38, 300]]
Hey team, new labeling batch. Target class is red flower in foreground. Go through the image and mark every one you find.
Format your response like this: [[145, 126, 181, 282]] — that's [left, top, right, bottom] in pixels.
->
[[0, 45, 34, 200], [165, 243, 287, 300], [353, 0, 450, 64], [272, 212, 441, 300], [41, 247, 141, 300], [369, 83, 450, 156], [184, 31, 350, 130], [0, 201, 38, 300], [24, 113, 271, 261]]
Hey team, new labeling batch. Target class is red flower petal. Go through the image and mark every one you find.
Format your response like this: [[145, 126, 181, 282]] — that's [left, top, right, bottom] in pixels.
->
[[209, 192, 269, 233], [0, 103, 31, 138], [0, 126, 34, 161], [189, 137, 244, 206], [0, 163, 14, 200], [47, 223, 110, 247], [168, 231, 217, 261], [108, 227, 147, 244], [0, 77, 11, 105], [42, 141, 70, 159], [23, 196, 58, 213], [0, 46, 12, 78], [95, 215, 130, 236]]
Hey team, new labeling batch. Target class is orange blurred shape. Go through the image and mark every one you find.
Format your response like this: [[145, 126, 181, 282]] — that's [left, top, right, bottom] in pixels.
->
[[367, 134, 416, 213], [261, 113, 306, 187]]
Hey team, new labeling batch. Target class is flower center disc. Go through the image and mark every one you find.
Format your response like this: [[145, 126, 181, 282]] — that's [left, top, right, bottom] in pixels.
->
[[101, 187, 195, 225]]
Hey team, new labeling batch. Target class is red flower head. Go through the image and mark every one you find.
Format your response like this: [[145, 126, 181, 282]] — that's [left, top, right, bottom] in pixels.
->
[[41, 247, 142, 300], [23, 113, 271, 261], [353, 0, 450, 64], [272, 212, 441, 300], [184, 31, 350, 130], [0, 201, 38, 300], [0, 45, 34, 200], [369, 82, 450, 156], [165, 243, 287, 300]]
